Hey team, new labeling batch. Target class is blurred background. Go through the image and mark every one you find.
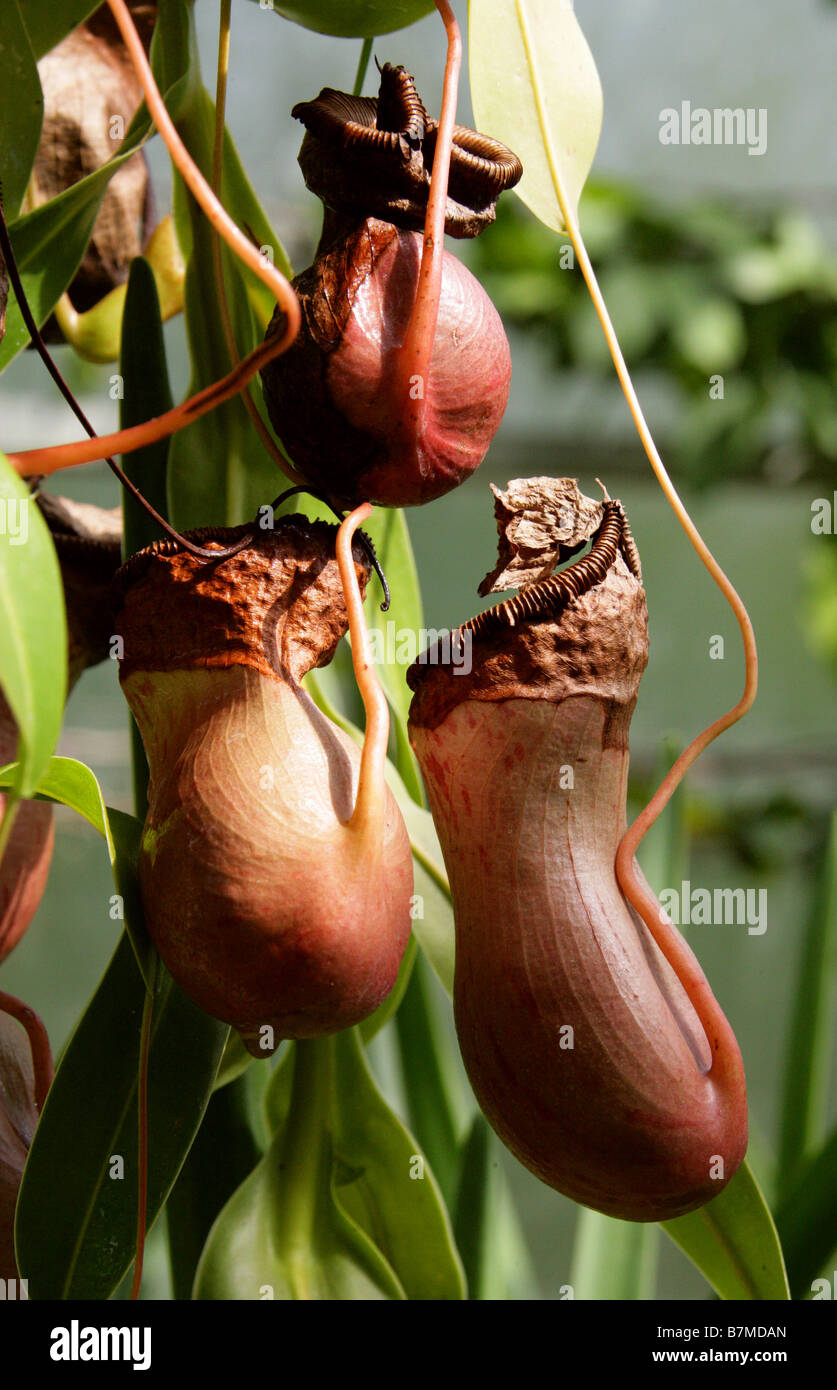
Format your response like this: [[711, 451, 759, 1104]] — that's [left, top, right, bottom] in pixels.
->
[[1, 0, 835, 1298]]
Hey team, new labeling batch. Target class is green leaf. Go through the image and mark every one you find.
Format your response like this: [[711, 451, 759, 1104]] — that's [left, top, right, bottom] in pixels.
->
[[570, 1208, 658, 1300], [327, 1030, 465, 1299], [394, 953, 466, 1204], [662, 1160, 790, 1301], [196, 1032, 464, 1299], [0, 755, 155, 989], [0, 2, 43, 221], [469, 0, 603, 235], [20, 0, 101, 61], [166, 1068, 264, 1300], [247, 0, 435, 39], [775, 1126, 837, 1299], [777, 810, 837, 1196], [454, 1112, 541, 1300], [0, 457, 66, 800], [15, 932, 228, 1299], [120, 255, 174, 815], [166, 75, 289, 529]]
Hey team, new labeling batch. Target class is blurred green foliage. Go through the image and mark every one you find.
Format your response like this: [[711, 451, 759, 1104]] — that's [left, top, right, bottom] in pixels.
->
[[470, 181, 837, 488]]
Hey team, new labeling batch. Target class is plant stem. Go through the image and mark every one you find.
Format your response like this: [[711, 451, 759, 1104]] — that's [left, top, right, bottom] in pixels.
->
[[0, 797, 20, 875], [353, 36, 374, 96], [279, 1039, 333, 1297]]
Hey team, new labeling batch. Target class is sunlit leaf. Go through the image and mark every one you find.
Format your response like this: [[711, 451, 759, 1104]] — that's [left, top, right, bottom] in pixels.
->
[[0, 755, 153, 989], [0, 457, 66, 801], [20, 0, 101, 62], [0, 1, 43, 222], [245, 0, 435, 39], [469, 0, 602, 235]]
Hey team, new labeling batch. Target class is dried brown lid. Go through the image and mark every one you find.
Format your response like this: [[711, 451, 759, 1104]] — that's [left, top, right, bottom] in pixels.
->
[[114, 515, 369, 686], [294, 62, 522, 239], [407, 479, 649, 730]]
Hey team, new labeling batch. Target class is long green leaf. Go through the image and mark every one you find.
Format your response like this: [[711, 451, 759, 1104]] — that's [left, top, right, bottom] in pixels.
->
[[21, 0, 101, 61], [662, 1160, 790, 1301], [166, 1068, 263, 1300], [777, 810, 837, 1195], [120, 257, 173, 557], [454, 1113, 540, 1300], [0, 1, 43, 221], [196, 1032, 464, 1299], [15, 931, 227, 1298], [775, 1126, 837, 1299], [469, 0, 602, 235], [120, 255, 174, 818], [0, 457, 66, 800], [570, 1208, 658, 1301], [394, 952, 466, 1205], [0, 755, 154, 989]]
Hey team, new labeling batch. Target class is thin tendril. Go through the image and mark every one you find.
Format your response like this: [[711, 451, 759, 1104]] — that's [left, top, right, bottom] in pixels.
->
[[336, 504, 389, 839], [0, 196, 222, 558], [0, 990, 54, 1114]]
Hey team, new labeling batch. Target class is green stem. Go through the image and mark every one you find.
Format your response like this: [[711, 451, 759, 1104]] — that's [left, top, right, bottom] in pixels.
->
[[279, 1038, 334, 1297], [353, 36, 374, 96]]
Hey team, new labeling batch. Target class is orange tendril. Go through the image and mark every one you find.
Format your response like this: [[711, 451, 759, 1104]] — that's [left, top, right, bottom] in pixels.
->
[[512, 2, 757, 1065], [7, 0, 300, 478], [336, 504, 389, 839]]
